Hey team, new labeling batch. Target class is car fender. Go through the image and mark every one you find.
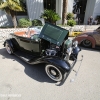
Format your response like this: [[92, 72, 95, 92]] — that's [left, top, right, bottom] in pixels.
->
[[70, 46, 81, 60], [74, 35, 96, 48], [44, 58, 71, 72]]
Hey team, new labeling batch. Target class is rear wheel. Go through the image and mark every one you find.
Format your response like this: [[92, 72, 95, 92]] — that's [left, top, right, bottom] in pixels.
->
[[82, 39, 92, 47], [5, 42, 12, 54], [45, 64, 64, 82]]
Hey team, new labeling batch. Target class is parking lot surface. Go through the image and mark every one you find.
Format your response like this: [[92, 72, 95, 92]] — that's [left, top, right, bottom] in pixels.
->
[[0, 42, 100, 100]]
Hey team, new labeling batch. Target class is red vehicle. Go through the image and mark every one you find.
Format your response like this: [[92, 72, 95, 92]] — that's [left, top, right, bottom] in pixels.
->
[[73, 27, 100, 48]]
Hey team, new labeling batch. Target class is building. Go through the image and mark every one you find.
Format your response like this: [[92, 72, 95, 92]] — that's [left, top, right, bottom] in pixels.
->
[[0, 0, 100, 27]]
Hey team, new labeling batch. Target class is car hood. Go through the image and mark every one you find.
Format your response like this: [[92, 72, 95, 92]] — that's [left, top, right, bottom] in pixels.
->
[[39, 23, 69, 46]]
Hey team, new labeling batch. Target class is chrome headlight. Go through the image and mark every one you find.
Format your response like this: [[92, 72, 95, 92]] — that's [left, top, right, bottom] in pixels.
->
[[73, 41, 78, 47]]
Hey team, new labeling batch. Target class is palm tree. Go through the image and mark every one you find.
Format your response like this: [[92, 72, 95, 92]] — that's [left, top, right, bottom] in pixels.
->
[[0, 0, 25, 28], [62, 0, 68, 25]]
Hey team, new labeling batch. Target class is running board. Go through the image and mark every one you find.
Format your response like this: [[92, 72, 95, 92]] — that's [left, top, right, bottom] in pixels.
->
[[14, 51, 36, 62]]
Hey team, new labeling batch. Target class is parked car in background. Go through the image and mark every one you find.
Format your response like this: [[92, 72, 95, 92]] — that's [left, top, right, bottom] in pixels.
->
[[73, 27, 100, 48], [68, 26, 84, 37], [4, 23, 81, 83]]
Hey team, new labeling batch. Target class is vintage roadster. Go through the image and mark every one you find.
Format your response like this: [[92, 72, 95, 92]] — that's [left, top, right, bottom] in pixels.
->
[[4, 23, 81, 82]]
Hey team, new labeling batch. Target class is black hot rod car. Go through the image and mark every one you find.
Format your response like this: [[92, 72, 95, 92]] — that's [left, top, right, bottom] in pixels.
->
[[4, 23, 81, 82]]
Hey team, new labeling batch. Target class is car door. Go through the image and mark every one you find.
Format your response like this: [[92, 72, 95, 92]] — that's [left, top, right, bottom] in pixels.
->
[[30, 34, 40, 55], [18, 36, 32, 53], [92, 30, 100, 46]]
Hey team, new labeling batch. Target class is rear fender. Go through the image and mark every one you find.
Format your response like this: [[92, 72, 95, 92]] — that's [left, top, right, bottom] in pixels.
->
[[75, 35, 96, 48], [45, 58, 71, 72]]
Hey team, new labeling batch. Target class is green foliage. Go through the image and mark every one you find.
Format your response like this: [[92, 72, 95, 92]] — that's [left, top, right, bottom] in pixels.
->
[[66, 13, 74, 20], [40, 9, 61, 24], [18, 18, 32, 28], [0, 0, 25, 27], [67, 20, 76, 27], [32, 19, 42, 26], [0, 0, 24, 12]]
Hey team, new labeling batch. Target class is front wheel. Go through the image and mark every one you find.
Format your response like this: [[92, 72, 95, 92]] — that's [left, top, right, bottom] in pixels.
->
[[82, 39, 92, 47], [5, 42, 13, 54], [45, 64, 65, 82]]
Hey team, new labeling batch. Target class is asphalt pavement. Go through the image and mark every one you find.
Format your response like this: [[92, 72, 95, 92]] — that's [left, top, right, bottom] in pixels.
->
[[0, 42, 100, 100]]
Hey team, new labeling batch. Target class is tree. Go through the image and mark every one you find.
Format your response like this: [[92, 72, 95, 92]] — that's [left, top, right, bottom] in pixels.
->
[[40, 9, 61, 24], [62, 0, 68, 25], [0, 0, 25, 28]]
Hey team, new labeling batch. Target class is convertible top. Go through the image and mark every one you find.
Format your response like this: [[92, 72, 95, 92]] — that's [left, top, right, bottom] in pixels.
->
[[39, 23, 69, 46]]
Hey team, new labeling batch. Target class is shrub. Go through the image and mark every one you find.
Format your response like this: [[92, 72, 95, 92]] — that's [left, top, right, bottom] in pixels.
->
[[40, 9, 61, 24], [66, 13, 74, 20], [67, 20, 76, 27], [18, 18, 32, 28], [32, 19, 42, 26]]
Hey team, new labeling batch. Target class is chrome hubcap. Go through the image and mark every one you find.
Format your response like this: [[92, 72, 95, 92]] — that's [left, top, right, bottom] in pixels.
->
[[85, 40, 90, 44], [83, 40, 91, 46], [6, 43, 11, 54], [51, 70, 56, 76]]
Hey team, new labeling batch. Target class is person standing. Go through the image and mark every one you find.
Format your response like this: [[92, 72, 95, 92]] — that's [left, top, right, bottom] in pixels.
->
[[89, 16, 93, 25]]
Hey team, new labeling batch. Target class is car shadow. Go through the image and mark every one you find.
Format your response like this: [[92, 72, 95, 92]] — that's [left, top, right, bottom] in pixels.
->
[[79, 46, 100, 52], [0, 48, 55, 84]]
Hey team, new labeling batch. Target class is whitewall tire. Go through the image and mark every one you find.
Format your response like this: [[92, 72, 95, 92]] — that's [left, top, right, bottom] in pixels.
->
[[45, 64, 64, 82]]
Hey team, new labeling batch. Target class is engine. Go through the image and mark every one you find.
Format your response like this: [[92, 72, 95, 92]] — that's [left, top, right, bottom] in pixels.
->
[[46, 49, 56, 56], [41, 38, 79, 61], [45, 43, 60, 56]]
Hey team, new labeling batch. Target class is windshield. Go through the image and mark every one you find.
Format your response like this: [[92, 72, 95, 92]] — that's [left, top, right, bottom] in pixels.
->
[[31, 34, 40, 41], [27, 26, 43, 35]]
